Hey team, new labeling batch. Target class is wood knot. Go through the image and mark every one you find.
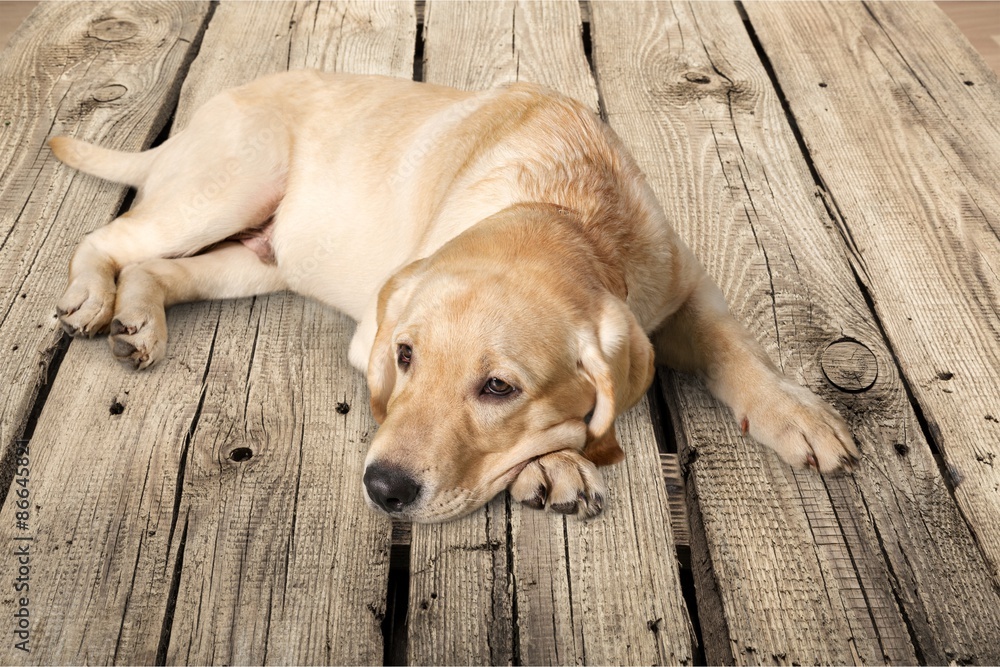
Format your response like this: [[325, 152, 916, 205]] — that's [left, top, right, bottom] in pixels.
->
[[90, 18, 139, 42], [821, 339, 877, 392], [683, 71, 711, 85], [92, 84, 128, 102], [228, 447, 254, 462]]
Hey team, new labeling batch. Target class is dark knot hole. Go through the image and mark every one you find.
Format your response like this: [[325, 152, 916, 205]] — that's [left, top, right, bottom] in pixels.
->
[[229, 447, 254, 462]]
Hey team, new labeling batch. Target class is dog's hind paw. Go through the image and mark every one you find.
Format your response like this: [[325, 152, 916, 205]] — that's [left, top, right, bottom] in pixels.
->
[[108, 314, 166, 370], [57, 281, 115, 337], [510, 449, 607, 519]]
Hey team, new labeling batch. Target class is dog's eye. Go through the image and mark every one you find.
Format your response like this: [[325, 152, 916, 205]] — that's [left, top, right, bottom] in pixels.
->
[[482, 377, 516, 396], [397, 344, 412, 368]]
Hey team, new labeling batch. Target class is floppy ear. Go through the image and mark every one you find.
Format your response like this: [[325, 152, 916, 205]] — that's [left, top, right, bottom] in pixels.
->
[[367, 260, 426, 424], [578, 295, 656, 466]]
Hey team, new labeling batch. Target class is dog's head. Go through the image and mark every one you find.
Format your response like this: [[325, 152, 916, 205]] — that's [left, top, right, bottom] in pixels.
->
[[362, 207, 654, 522]]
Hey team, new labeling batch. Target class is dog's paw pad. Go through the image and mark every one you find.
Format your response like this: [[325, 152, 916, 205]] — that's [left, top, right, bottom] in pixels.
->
[[57, 283, 115, 337], [509, 450, 607, 519], [108, 315, 166, 371], [110, 318, 138, 336], [520, 484, 546, 510]]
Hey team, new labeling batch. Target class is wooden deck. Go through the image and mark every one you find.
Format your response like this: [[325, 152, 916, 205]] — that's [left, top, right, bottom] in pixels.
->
[[1, 1, 998, 664]]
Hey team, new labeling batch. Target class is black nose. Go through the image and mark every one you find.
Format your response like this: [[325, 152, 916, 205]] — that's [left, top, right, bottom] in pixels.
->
[[364, 463, 421, 513]]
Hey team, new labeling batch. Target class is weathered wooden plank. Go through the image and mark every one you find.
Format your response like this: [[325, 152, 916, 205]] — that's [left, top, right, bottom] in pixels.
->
[[407, 5, 528, 661], [513, 398, 693, 666], [592, 1, 1000, 664], [155, 2, 415, 664], [0, 2, 212, 663], [0, 0, 208, 490], [421, 0, 597, 109], [744, 1, 1000, 594], [164, 297, 390, 665], [409, 2, 691, 664], [408, 497, 513, 665], [0, 0, 414, 664]]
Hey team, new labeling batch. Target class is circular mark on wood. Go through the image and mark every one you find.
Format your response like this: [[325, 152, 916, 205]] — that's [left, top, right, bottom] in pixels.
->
[[92, 84, 127, 102], [90, 18, 139, 42], [229, 447, 254, 462], [821, 339, 878, 392], [818, 82, 828, 88], [109, 400, 125, 415], [335, 401, 351, 415], [684, 71, 711, 84]]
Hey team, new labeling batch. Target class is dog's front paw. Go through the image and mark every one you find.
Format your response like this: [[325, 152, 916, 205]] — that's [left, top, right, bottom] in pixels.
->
[[108, 311, 167, 370], [510, 449, 607, 519], [744, 379, 859, 473], [57, 279, 115, 336]]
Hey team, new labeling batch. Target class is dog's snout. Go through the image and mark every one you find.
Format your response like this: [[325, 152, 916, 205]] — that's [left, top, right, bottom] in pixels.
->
[[364, 463, 421, 513]]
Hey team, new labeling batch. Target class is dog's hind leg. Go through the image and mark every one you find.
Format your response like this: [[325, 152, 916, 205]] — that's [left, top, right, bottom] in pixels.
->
[[56, 192, 280, 337], [53, 94, 289, 337], [109, 242, 286, 369], [56, 174, 285, 337]]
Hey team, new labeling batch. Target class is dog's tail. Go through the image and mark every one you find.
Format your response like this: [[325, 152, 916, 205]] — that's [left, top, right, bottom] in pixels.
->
[[49, 137, 158, 187]]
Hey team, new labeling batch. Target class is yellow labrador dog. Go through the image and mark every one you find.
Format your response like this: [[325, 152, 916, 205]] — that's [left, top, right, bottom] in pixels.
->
[[51, 71, 858, 522]]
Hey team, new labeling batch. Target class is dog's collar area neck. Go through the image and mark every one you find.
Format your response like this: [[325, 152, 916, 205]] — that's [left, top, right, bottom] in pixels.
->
[[568, 215, 630, 301], [510, 202, 630, 301]]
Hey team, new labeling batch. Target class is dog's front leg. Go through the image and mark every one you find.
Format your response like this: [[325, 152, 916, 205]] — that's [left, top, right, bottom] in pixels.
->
[[653, 273, 859, 473]]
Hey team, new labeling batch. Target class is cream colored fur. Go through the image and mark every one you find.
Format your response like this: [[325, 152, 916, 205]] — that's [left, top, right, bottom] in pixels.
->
[[50, 70, 858, 522]]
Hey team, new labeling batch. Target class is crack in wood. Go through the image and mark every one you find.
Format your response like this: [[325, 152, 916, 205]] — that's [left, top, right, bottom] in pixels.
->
[[0, 331, 68, 513], [156, 514, 189, 664]]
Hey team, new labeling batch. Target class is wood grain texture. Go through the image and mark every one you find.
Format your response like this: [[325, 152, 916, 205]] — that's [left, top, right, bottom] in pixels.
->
[[592, 0, 1000, 664], [513, 398, 693, 666], [156, 2, 415, 664], [423, 0, 597, 110], [0, 0, 208, 501], [408, 497, 514, 666], [744, 2, 1000, 596], [0, 306, 222, 665], [164, 298, 390, 665], [0, 1, 413, 664], [411, 1, 690, 664], [0, 2, 212, 663]]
